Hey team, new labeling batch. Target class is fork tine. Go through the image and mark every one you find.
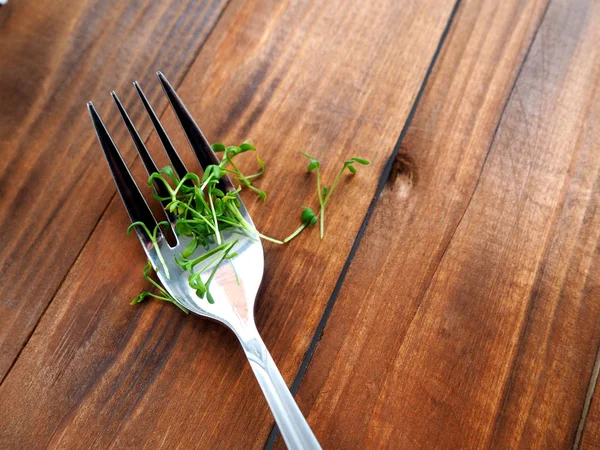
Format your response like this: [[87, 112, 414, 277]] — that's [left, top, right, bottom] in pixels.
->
[[133, 81, 189, 180], [156, 71, 234, 192], [110, 91, 175, 224], [87, 102, 159, 245]]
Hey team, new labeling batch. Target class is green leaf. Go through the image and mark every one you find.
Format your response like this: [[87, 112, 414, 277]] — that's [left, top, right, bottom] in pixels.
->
[[213, 199, 224, 215], [175, 220, 192, 236], [347, 165, 357, 174], [322, 186, 328, 198], [212, 143, 226, 152], [301, 151, 320, 171], [189, 273, 207, 297], [131, 292, 150, 305], [159, 165, 179, 183], [350, 157, 370, 165], [240, 142, 256, 151], [202, 165, 222, 182], [182, 237, 198, 258], [301, 207, 318, 227], [307, 160, 320, 171], [211, 188, 225, 198]]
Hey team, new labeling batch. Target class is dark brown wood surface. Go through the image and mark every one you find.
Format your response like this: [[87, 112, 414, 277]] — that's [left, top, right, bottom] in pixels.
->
[[0, 0, 230, 381], [1, 0, 599, 448], [0, 0, 458, 448], [284, 0, 600, 448]]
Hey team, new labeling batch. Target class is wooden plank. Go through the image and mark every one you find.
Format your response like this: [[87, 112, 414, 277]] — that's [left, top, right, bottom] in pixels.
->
[[0, 0, 457, 448], [283, 0, 600, 448], [0, 0, 231, 380]]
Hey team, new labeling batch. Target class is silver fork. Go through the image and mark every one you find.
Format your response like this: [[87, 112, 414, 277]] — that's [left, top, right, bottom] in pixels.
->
[[87, 72, 321, 450]]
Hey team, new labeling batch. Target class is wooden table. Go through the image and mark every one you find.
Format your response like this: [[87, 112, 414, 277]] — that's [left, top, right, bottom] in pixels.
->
[[1, 0, 599, 448]]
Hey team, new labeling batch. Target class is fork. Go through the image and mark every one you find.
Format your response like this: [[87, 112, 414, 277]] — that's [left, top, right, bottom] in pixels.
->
[[87, 72, 321, 450]]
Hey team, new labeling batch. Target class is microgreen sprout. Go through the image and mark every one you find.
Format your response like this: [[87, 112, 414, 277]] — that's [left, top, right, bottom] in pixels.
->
[[300, 152, 370, 239], [284, 207, 318, 243], [127, 221, 171, 279], [127, 141, 369, 312], [129, 142, 279, 309], [177, 239, 238, 303], [131, 261, 189, 313], [213, 141, 267, 200]]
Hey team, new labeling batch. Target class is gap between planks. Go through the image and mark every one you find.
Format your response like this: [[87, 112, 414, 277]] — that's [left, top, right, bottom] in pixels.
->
[[574, 342, 600, 449], [263, 0, 559, 447], [263, 0, 464, 447]]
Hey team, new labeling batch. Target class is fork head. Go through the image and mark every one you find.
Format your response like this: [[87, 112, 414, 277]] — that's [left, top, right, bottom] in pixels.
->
[[88, 72, 264, 335]]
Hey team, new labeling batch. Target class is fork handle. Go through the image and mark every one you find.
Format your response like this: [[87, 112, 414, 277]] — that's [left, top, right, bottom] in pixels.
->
[[238, 327, 322, 450]]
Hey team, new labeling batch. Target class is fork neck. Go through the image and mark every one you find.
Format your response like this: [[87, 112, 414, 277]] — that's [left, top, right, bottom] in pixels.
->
[[229, 317, 266, 363], [232, 317, 323, 450]]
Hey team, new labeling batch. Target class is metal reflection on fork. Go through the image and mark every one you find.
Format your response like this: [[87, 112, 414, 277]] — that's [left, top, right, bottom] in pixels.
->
[[87, 72, 321, 450]]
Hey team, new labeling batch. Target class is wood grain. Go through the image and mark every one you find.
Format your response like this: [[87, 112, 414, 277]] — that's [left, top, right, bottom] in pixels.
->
[[0, 0, 230, 381], [0, 0, 458, 448], [284, 0, 600, 448]]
